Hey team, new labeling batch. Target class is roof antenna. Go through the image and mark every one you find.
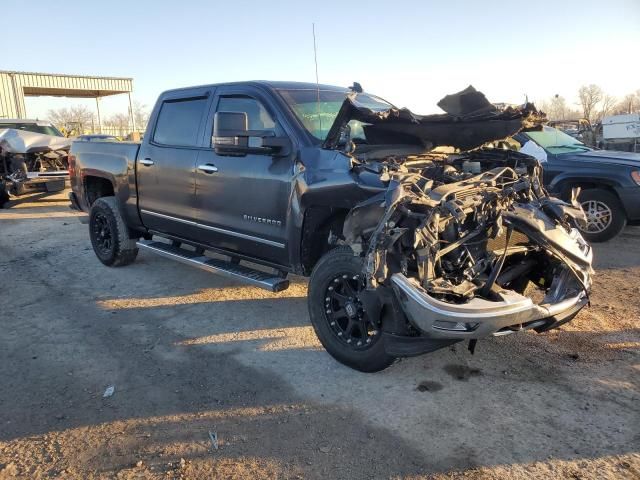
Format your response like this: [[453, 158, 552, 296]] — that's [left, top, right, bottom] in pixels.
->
[[312, 23, 322, 132]]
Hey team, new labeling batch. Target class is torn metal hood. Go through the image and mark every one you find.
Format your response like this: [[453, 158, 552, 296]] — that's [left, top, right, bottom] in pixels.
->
[[323, 85, 546, 151], [0, 128, 72, 154]]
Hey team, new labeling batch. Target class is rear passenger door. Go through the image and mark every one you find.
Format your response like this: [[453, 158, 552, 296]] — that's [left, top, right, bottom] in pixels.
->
[[137, 89, 213, 239]]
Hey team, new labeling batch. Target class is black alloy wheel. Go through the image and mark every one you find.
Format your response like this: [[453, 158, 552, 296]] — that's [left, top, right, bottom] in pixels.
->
[[308, 247, 395, 372], [92, 211, 114, 256], [324, 272, 379, 350]]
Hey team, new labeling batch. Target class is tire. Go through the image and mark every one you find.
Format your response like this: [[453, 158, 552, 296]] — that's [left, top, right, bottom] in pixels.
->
[[0, 181, 9, 208], [308, 247, 395, 372], [89, 196, 138, 266], [577, 189, 627, 242]]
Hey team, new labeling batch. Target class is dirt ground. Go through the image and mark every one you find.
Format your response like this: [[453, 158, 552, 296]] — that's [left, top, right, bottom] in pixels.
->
[[0, 191, 638, 480]]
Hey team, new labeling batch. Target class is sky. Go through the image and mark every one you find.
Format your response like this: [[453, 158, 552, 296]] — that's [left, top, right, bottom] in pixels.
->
[[3, 0, 639, 121]]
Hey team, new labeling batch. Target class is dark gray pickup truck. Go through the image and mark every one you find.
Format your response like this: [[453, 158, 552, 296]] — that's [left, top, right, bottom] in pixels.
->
[[70, 81, 593, 372]]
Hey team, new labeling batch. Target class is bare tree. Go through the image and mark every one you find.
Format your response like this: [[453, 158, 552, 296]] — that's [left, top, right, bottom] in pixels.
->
[[577, 84, 603, 123], [104, 113, 131, 136], [540, 95, 582, 121], [543, 95, 570, 120], [597, 94, 617, 121], [132, 101, 149, 132], [616, 91, 640, 114], [47, 105, 95, 131]]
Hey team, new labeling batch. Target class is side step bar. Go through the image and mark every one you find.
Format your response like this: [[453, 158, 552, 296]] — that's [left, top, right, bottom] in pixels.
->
[[136, 240, 289, 292]]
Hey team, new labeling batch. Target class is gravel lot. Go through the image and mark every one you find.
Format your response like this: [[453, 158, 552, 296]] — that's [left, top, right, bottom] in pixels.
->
[[0, 191, 638, 479]]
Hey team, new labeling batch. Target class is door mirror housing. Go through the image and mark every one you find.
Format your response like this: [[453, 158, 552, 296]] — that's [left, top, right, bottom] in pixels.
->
[[212, 111, 249, 155], [212, 111, 291, 157]]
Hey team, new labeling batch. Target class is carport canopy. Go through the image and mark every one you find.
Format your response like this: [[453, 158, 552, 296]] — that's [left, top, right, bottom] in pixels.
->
[[0, 70, 134, 131]]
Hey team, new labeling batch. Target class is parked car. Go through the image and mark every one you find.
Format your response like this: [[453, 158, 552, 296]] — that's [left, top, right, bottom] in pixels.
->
[[514, 126, 640, 242], [69, 82, 593, 372]]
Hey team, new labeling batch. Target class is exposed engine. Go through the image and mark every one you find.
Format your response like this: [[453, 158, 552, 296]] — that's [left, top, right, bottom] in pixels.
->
[[343, 148, 592, 335]]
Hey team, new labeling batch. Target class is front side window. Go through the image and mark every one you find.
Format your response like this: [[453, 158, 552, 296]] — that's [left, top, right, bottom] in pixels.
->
[[153, 97, 207, 146], [216, 96, 276, 131]]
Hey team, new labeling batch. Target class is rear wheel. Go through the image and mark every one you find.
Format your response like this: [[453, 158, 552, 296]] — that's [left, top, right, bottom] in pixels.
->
[[577, 189, 626, 242], [308, 247, 394, 372], [0, 181, 9, 208], [89, 196, 138, 266]]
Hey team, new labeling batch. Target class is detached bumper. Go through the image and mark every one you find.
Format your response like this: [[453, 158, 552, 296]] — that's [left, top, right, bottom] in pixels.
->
[[391, 273, 589, 339]]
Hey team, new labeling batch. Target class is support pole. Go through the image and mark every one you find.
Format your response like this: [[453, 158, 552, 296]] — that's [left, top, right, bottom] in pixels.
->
[[128, 92, 136, 133], [95, 97, 102, 134]]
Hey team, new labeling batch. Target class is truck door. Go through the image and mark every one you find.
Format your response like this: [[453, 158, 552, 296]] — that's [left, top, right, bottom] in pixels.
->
[[194, 87, 293, 266], [137, 92, 211, 239]]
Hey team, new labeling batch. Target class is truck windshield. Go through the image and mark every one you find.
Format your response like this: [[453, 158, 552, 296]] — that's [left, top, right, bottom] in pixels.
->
[[0, 123, 64, 137], [525, 126, 591, 153], [278, 89, 392, 141]]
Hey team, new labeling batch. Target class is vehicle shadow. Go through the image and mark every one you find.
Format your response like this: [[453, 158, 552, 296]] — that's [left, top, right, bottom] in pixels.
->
[[1, 200, 639, 478]]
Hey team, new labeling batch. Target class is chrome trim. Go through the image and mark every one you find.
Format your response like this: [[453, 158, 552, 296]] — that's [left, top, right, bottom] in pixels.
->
[[391, 273, 587, 339], [139, 159, 154, 166], [198, 164, 218, 173], [140, 209, 285, 248]]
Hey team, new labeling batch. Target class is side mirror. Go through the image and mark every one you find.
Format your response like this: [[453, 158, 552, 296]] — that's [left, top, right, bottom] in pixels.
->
[[212, 111, 249, 155], [212, 111, 292, 157]]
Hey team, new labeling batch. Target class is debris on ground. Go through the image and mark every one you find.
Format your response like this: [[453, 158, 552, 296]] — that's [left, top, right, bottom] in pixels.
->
[[208, 431, 218, 450]]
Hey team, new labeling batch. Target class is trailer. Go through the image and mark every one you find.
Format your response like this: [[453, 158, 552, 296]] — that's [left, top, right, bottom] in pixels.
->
[[600, 113, 640, 152]]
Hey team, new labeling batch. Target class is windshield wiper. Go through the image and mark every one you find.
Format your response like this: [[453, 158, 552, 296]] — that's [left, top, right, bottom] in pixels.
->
[[548, 144, 589, 149]]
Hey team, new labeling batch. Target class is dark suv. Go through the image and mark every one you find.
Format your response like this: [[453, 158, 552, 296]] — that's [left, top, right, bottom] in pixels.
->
[[514, 126, 640, 242]]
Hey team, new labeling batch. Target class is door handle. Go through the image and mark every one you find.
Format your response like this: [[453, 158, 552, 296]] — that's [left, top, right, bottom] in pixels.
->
[[198, 164, 218, 174], [140, 158, 154, 166]]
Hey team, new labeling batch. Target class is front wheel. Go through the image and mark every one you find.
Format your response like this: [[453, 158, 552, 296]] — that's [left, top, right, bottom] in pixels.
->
[[578, 189, 626, 242], [308, 247, 395, 372], [89, 196, 138, 266]]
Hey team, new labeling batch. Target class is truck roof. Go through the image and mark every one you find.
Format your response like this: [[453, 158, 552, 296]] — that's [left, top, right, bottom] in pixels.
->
[[160, 80, 349, 96]]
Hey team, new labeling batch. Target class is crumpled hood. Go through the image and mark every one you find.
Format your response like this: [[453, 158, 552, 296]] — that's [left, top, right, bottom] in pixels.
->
[[566, 149, 640, 168], [324, 85, 546, 151], [0, 128, 72, 154]]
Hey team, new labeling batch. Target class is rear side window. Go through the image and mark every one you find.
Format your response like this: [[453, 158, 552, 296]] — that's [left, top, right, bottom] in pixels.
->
[[153, 97, 207, 147]]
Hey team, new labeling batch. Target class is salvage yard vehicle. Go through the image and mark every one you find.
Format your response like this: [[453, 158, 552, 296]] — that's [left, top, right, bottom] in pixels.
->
[[0, 119, 70, 207], [69, 82, 593, 372], [515, 126, 640, 242]]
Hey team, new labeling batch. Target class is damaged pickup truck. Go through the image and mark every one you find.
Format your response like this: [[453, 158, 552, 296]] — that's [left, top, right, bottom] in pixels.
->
[[0, 120, 71, 207], [69, 81, 593, 372]]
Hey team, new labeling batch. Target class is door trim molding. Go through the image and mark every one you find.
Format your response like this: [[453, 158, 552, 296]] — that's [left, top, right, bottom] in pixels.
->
[[140, 209, 285, 249]]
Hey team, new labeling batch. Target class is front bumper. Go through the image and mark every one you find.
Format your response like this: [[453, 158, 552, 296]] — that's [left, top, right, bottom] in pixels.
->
[[616, 186, 640, 221], [391, 273, 589, 340]]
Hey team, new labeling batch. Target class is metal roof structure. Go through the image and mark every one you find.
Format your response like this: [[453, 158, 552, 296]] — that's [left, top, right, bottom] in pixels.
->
[[0, 70, 134, 130]]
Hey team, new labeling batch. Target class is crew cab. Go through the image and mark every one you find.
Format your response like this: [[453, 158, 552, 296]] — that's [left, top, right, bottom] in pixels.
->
[[70, 82, 593, 372], [514, 126, 640, 242]]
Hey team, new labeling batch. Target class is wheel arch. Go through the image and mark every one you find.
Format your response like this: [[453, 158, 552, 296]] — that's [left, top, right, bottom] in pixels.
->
[[299, 205, 350, 275], [84, 174, 116, 207], [554, 178, 628, 216]]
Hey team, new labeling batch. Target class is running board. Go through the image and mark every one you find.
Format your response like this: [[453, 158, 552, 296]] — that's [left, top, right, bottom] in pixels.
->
[[136, 240, 289, 292]]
